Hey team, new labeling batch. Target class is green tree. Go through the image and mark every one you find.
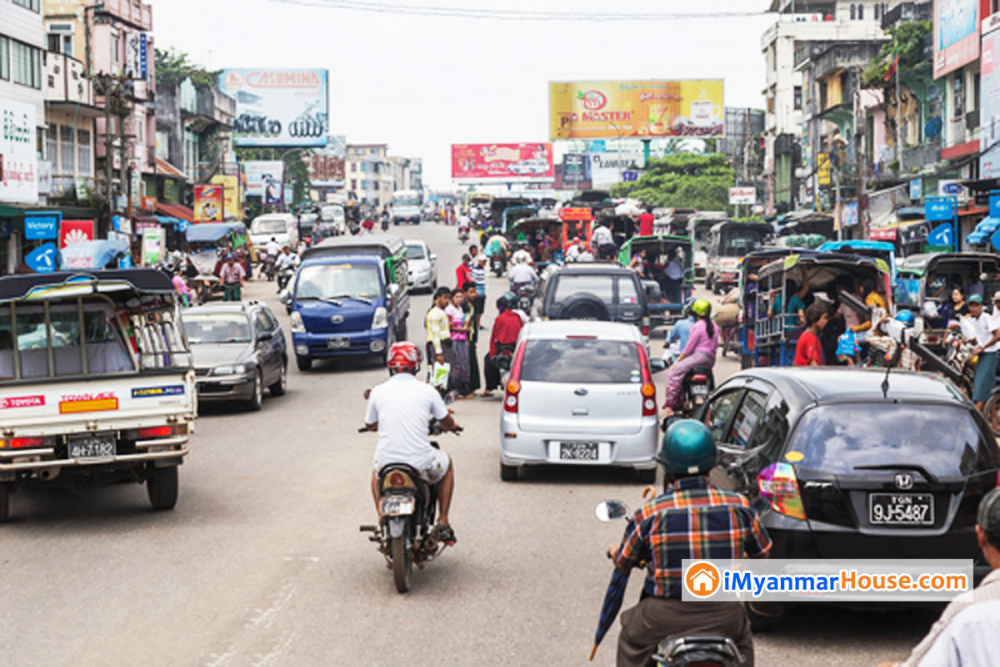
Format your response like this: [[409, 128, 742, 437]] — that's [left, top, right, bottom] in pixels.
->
[[611, 153, 735, 212], [862, 21, 932, 86], [154, 48, 221, 88]]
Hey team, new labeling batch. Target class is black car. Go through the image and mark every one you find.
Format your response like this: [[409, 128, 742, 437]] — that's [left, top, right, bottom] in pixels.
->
[[181, 301, 288, 411], [697, 367, 999, 626], [536, 264, 653, 335]]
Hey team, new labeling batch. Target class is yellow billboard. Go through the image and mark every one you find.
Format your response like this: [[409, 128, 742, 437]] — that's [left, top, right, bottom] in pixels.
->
[[549, 80, 724, 140], [210, 174, 242, 222], [817, 153, 831, 186]]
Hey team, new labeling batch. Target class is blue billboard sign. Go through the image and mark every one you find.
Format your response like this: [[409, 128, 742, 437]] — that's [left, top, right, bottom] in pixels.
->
[[925, 198, 957, 221], [928, 223, 955, 247], [25, 243, 58, 274], [909, 178, 922, 200], [24, 212, 61, 240]]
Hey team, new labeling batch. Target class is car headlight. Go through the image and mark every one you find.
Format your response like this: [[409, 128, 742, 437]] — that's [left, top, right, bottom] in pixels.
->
[[371, 307, 388, 330], [291, 311, 305, 334], [212, 364, 247, 376]]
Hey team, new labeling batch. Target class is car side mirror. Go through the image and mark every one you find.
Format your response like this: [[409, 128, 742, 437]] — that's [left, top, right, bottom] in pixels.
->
[[595, 500, 630, 522], [389, 283, 400, 298], [257, 330, 273, 342], [279, 289, 291, 304], [430, 253, 438, 263], [649, 358, 668, 374]]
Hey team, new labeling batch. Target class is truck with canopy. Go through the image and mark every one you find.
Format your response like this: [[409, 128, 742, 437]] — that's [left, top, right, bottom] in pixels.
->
[[617, 234, 694, 329]]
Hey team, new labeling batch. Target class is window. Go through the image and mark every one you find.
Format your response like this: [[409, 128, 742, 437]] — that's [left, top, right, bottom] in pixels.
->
[[253, 313, 270, 337], [182, 313, 251, 345], [552, 275, 615, 305], [793, 86, 802, 110], [351, 162, 357, 172], [77, 128, 91, 176], [12, 40, 42, 89], [374, 181, 379, 191], [727, 390, 768, 448], [703, 390, 744, 443], [360, 180, 367, 189], [954, 74, 965, 117], [13, 0, 40, 11], [857, 3, 864, 19], [850, 3, 856, 19], [60, 126, 74, 174], [617, 277, 639, 305], [45, 128, 56, 165], [351, 179, 357, 190], [520, 339, 640, 384], [0, 36, 8, 80]]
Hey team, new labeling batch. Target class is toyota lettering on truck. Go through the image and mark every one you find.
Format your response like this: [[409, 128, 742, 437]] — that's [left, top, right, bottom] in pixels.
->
[[0, 270, 197, 521]]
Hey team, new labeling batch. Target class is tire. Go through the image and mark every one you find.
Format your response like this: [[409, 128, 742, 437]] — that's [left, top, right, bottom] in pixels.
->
[[635, 468, 657, 484], [500, 462, 518, 481], [245, 371, 263, 411], [558, 294, 611, 322], [746, 602, 781, 632], [983, 394, 1000, 436], [199, 284, 211, 304], [0, 482, 10, 522], [391, 534, 411, 593], [147, 466, 179, 511], [269, 361, 287, 397], [296, 356, 312, 372], [396, 319, 408, 342]]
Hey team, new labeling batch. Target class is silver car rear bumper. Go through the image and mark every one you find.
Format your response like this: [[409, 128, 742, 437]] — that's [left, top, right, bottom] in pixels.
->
[[499, 413, 658, 469]]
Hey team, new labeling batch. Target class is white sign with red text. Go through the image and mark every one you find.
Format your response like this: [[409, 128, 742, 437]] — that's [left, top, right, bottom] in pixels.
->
[[0, 99, 38, 204], [729, 187, 756, 205]]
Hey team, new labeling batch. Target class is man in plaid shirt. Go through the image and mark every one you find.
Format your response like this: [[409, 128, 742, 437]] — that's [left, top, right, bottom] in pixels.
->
[[610, 420, 772, 667]]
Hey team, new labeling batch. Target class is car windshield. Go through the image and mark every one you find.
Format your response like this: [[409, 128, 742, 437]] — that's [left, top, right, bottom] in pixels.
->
[[182, 313, 251, 344], [296, 264, 381, 300], [786, 403, 987, 477], [320, 206, 344, 222], [720, 230, 765, 256], [252, 219, 287, 235], [552, 275, 614, 305], [405, 243, 426, 260], [521, 338, 640, 384], [394, 196, 420, 207]]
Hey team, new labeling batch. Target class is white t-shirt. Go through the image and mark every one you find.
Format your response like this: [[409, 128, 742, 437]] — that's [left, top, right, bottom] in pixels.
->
[[511, 249, 533, 265], [593, 226, 613, 246], [275, 253, 296, 269], [458, 215, 471, 228], [509, 263, 538, 285], [917, 601, 1000, 667], [365, 373, 449, 470], [566, 245, 581, 261], [968, 311, 1000, 353], [266, 241, 281, 257]]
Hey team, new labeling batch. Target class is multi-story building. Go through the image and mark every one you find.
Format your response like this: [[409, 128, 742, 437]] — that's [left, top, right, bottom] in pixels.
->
[[760, 0, 891, 213], [346, 143, 391, 208], [307, 134, 346, 202], [720, 107, 766, 182]]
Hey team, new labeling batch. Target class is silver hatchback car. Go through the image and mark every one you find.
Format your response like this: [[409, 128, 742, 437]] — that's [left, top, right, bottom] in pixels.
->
[[499, 321, 663, 481]]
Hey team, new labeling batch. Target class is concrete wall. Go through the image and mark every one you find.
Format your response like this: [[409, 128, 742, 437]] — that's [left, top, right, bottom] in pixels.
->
[[1, 0, 46, 127]]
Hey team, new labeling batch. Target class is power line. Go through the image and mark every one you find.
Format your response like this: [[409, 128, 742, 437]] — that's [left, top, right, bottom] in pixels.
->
[[269, 0, 772, 21]]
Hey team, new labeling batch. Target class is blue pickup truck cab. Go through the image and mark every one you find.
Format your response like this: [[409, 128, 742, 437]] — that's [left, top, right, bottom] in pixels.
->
[[281, 234, 410, 370]]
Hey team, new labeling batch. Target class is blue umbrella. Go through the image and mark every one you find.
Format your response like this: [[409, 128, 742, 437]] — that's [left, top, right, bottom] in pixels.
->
[[590, 566, 632, 661], [58, 239, 130, 270]]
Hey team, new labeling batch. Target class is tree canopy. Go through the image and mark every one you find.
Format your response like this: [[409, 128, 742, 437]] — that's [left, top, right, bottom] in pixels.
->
[[154, 48, 221, 88], [610, 153, 735, 211], [862, 21, 932, 87]]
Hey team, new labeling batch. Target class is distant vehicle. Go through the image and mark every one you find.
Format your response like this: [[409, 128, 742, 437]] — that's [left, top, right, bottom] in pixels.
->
[[499, 320, 665, 482], [249, 213, 298, 251], [687, 211, 727, 281], [299, 212, 319, 239], [617, 235, 695, 330], [508, 159, 549, 176], [536, 264, 653, 336], [404, 239, 438, 292], [182, 301, 288, 411], [698, 367, 999, 628], [392, 190, 423, 225], [705, 221, 770, 293], [319, 204, 347, 236]]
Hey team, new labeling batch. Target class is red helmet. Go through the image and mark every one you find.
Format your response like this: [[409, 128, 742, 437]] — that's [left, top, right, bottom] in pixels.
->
[[387, 341, 421, 374]]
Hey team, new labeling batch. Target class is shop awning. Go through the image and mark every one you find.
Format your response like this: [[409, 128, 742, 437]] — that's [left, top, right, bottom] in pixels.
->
[[155, 157, 187, 181], [975, 217, 1000, 234], [967, 231, 988, 245], [155, 203, 193, 222]]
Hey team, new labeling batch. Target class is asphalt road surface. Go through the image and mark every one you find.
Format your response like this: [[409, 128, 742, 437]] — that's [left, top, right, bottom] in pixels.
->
[[2, 222, 934, 666]]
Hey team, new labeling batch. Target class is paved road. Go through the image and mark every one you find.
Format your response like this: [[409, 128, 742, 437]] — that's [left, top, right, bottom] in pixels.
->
[[2, 223, 931, 666]]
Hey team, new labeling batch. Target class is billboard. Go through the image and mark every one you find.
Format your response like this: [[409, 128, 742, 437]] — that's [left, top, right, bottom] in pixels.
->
[[124, 32, 148, 80], [210, 175, 242, 221], [589, 152, 644, 186], [219, 69, 329, 147], [981, 14, 1000, 176], [59, 220, 94, 248], [550, 80, 724, 140], [562, 154, 592, 188], [194, 185, 224, 222], [0, 99, 38, 204], [934, 0, 981, 78], [451, 143, 554, 182], [244, 161, 285, 200]]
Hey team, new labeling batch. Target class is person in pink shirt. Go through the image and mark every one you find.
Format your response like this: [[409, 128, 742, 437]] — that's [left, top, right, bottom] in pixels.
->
[[662, 298, 719, 414], [171, 268, 193, 307], [444, 289, 472, 399]]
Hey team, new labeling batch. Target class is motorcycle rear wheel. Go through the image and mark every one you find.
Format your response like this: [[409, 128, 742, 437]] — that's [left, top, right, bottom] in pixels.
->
[[983, 394, 1000, 436], [391, 535, 411, 593]]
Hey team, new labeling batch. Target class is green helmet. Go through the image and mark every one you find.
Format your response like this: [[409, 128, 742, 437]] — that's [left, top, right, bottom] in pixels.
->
[[690, 299, 711, 318], [657, 419, 717, 475]]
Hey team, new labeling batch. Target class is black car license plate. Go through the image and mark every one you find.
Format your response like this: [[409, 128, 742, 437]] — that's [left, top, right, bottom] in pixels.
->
[[559, 442, 599, 461], [869, 493, 934, 525], [68, 434, 116, 460], [327, 337, 350, 349]]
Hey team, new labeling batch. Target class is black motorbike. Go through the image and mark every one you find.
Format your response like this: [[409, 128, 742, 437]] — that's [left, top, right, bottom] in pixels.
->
[[458, 226, 470, 243], [516, 284, 535, 314], [277, 265, 296, 292], [262, 254, 277, 282], [491, 254, 506, 277], [360, 419, 461, 593]]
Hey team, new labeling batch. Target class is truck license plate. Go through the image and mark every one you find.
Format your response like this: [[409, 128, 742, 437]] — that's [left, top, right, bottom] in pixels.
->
[[327, 337, 350, 349], [68, 434, 116, 460]]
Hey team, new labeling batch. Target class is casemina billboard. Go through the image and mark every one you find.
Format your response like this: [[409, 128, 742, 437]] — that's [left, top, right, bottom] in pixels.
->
[[219, 68, 329, 147]]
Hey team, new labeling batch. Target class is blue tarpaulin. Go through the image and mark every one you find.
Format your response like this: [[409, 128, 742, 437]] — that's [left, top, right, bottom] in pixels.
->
[[185, 222, 245, 243], [58, 239, 130, 270]]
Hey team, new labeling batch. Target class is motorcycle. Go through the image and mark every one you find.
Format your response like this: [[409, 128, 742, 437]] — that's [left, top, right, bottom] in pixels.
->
[[492, 342, 517, 386], [381, 212, 390, 232], [458, 226, 470, 243], [515, 284, 535, 314], [595, 500, 746, 667], [662, 366, 714, 426], [262, 254, 277, 282], [359, 418, 462, 593], [490, 254, 506, 277], [277, 265, 296, 292]]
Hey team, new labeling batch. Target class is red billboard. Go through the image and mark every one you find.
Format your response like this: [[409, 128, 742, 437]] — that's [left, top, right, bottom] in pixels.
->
[[451, 143, 554, 182], [59, 220, 94, 248]]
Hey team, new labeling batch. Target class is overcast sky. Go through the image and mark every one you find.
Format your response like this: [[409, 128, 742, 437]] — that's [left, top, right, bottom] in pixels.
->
[[154, 0, 774, 188]]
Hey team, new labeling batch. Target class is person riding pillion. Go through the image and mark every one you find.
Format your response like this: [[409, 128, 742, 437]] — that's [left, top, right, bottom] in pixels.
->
[[610, 420, 772, 667], [363, 342, 460, 545], [661, 299, 717, 415]]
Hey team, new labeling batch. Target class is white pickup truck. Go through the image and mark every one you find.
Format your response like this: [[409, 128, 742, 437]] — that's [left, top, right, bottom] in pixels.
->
[[0, 269, 197, 521]]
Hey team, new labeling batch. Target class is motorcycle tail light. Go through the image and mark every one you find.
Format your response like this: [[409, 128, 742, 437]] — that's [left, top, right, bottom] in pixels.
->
[[692, 374, 708, 382], [504, 342, 527, 414], [385, 471, 415, 489], [758, 462, 806, 520]]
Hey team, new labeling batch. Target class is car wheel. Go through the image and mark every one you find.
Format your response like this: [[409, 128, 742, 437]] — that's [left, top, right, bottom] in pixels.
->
[[0, 482, 10, 522], [746, 602, 782, 632], [635, 468, 657, 484], [245, 371, 263, 411], [147, 466, 179, 511], [983, 394, 1000, 436], [500, 462, 518, 481], [270, 361, 288, 397], [296, 356, 312, 372]]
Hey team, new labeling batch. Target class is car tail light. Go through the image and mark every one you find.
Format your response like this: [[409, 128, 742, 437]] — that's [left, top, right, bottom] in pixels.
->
[[0, 437, 47, 449], [636, 344, 657, 416], [504, 342, 527, 414], [138, 426, 175, 438], [758, 462, 806, 520]]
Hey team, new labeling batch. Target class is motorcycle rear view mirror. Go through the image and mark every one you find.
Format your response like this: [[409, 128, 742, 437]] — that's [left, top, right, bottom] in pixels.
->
[[595, 500, 630, 522], [279, 289, 291, 304], [648, 358, 668, 374]]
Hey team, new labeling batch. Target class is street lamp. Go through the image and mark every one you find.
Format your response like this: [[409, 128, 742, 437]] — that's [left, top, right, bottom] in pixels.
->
[[606, 121, 626, 183]]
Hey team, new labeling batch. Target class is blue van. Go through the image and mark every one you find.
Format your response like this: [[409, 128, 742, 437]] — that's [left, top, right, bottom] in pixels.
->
[[281, 234, 411, 370]]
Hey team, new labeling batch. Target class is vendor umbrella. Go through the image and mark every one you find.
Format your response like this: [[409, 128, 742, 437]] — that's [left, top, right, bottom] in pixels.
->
[[589, 566, 632, 661]]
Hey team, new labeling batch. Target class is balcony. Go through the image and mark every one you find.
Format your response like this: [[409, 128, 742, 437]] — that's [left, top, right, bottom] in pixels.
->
[[901, 139, 942, 170], [92, 0, 153, 31], [44, 53, 98, 112]]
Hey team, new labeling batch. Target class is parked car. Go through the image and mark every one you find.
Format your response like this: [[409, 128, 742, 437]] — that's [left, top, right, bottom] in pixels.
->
[[499, 321, 666, 482], [536, 264, 653, 336], [696, 367, 999, 628], [181, 301, 288, 411], [404, 239, 438, 292]]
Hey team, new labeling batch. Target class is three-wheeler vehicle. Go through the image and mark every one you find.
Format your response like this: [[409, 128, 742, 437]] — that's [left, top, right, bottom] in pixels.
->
[[617, 234, 695, 329], [185, 222, 249, 303], [705, 221, 771, 293]]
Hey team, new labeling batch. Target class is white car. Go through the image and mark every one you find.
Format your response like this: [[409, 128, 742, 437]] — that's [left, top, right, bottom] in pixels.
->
[[404, 239, 438, 292], [249, 213, 298, 251], [499, 320, 664, 482]]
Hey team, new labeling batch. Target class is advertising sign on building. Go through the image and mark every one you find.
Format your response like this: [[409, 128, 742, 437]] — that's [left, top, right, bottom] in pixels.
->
[[24, 212, 61, 240], [590, 152, 645, 185], [934, 0, 981, 79], [562, 153, 592, 188], [124, 32, 148, 80], [0, 99, 38, 204], [142, 227, 164, 266], [549, 80, 724, 140], [25, 243, 58, 274], [59, 220, 94, 248], [981, 14, 1000, 177], [938, 179, 969, 204], [210, 175, 242, 221], [194, 185, 225, 222], [841, 200, 859, 228], [244, 161, 284, 197], [219, 69, 329, 147], [817, 153, 832, 186], [729, 187, 756, 205], [451, 143, 554, 182]]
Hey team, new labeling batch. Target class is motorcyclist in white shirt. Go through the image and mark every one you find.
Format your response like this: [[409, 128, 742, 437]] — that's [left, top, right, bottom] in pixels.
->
[[510, 241, 533, 267], [265, 237, 281, 259], [509, 261, 539, 292]]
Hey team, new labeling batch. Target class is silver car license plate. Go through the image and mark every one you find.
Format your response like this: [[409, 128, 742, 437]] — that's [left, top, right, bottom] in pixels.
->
[[68, 434, 115, 460], [559, 442, 599, 461], [869, 493, 934, 525], [327, 337, 350, 349]]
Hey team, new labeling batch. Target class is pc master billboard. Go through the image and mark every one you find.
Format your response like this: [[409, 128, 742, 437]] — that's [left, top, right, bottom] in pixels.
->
[[219, 68, 329, 147]]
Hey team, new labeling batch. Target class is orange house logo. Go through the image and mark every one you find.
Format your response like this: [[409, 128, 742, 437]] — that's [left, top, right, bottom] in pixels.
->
[[684, 561, 721, 599]]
